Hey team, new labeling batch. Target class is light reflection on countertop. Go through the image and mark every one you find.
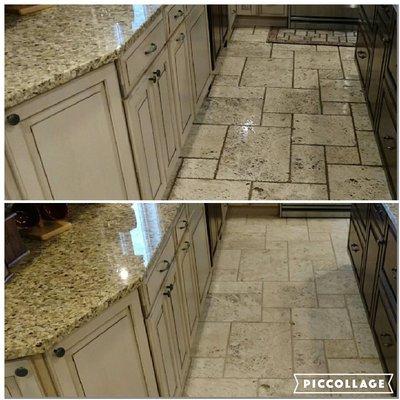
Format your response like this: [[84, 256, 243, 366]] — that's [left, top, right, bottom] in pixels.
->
[[5, 203, 180, 360], [5, 5, 163, 108]]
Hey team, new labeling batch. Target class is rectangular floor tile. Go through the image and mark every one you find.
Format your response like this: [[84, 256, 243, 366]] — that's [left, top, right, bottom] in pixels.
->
[[342, 59, 359, 80], [231, 31, 267, 42], [208, 85, 264, 99], [319, 69, 344, 79], [220, 232, 265, 249], [293, 114, 356, 146], [326, 146, 360, 164], [252, 182, 328, 200], [315, 269, 359, 295], [292, 308, 353, 339], [345, 294, 369, 325], [262, 113, 292, 127], [213, 249, 241, 269], [295, 50, 341, 69], [188, 358, 225, 378], [262, 308, 291, 322], [289, 240, 337, 270], [327, 358, 383, 373], [318, 294, 346, 308], [216, 126, 291, 181], [293, 339, 327, 373], [221, 41, 272, 57], [209, 282, 262, 294], [322, 101, 350, 115], [184, 378, 258, 397], [225, 322, 292, 378], [192, 322, 231, 357], [356, 130, 382, 166], [213, 75, 240, 86], [325, 339, 358, 358], [291, 145, 326, 183], [268, 223, 309, 241], [178, 158, 218, 179], [320, 79, 365, 102], [263, 281, 317, 308], [264, 87, 321, 114], [294, 68, 318, 89], [216, 56, 246, 75], [351, 103, 373, 130], [353, 323, 379, 358], [212, 268, 238, 282]]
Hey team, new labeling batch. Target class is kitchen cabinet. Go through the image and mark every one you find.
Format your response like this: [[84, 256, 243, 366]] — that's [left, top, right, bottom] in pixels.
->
[[45, 291, 158, 398], [5, 64, 140, 200], [187, 6, 212, 110], [236, 5, 256, 16], [258, 6, 287, 17], [168, 22, 194, 146], [228, 5, 237, 33], [207, 6, 229, 69]]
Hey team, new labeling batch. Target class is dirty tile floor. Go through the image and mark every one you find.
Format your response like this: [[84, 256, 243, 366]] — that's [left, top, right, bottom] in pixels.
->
[[184, 208, 383, 397], [169, 27, 391, 200]]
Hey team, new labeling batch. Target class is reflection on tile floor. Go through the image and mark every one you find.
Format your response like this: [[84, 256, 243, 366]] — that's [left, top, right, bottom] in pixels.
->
[[184, 209, 383, 397], [169, 27, 391, 200]]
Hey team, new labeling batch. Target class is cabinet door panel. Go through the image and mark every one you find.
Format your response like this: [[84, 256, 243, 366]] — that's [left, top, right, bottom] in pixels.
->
[[348, 219, 365, 280], [258, 5, 287, 16]]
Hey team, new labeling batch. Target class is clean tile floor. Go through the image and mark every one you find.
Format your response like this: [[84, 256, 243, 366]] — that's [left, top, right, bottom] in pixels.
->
[[169, 27, 391, 201], [184, 208, 383, 397]]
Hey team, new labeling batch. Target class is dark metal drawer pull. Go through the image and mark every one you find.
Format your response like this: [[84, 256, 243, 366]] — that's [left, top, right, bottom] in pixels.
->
[[378, 238, 385, 245], [174, 9, 184, 19], [159, 260, 171, 273], [15, 367, 28, 377], [182, 241, 191, 251], [386, 146, 395, 150], [380, 332, 393, 347], [7, 114, 20, 126], [383, 135, 394, 140], [357, 50, 367, 59], [392, 267, 397, 280], [145, 43, 158, 55], [179, 220, 188, 229], [350, 243, 360, 252], [54, 347, 65, 357]]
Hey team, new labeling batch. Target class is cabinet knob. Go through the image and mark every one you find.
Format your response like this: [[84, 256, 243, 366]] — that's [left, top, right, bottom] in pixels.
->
[[166, 284, 174, 291], [176, 32, 185, 42], [179, 220, 188, 230], [383, 135, 394, 140], [144, 42, 158, 55], [163, 290, 171, 297], [392, 267, 397, 280], [153, 69, 161, 78], [15, 367, 28, 377], [148, 75, 157, 83], [182, 241, 191, 251], [159, 260, 171, 273], [378, 238, 385, 245], [380, 332, 393, 347], [174, 9, 184, 19], [7, 113, 20, 126], [54, 347, 65, 358], [357, 50, 367, 59], [382, 34, 390, 44], [386, 146, 395, 150], [350, 243, 360, 252]]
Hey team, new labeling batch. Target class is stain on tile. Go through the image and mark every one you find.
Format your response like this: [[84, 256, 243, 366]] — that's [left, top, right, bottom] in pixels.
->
[[258, 379, 296, 397], [289, 260, 314, 282], [252, 182, 328, 200], [315, 269, 358, 294]]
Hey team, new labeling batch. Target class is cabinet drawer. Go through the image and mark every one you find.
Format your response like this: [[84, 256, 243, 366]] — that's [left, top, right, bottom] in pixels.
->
[[370, 204, 387, 236], [377, 5, 394, 34], [175, 207, 189, 245], [352, 203, 369, 239], [348, 219, 365, 279], [145, 233, 175, 312], [167, 5, 187, 36], [121, 17, 166, 94], [382, 224, 397, 300]]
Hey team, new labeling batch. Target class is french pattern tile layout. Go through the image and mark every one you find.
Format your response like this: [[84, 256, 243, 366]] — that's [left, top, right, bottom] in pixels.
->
[[184, 210, 383, 397], [169, 27, 391, 200]]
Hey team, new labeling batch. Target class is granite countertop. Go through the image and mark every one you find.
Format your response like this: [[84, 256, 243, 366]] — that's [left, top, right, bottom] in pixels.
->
[[5, 5, 163, 109], [5, 203, 181, 361]]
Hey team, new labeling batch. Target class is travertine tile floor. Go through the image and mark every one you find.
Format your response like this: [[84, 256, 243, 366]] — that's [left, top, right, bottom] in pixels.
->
[[169, 27, 391, 200], [184, 209, 383, 397]]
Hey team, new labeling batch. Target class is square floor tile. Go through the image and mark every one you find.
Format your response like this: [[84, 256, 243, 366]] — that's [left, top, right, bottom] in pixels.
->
[[291, 145, 326, 183], [178, 158, 218, 179], [294, 69, 318, 89], [213, 249, 241, 269], [195, 97, 263, 126], [326, 146, 360, 164], [252, 182, 328, 200], [356, 131, 382, 166], [292, 308, 353, 339], [225, 322, 293, 378], [192, 322, 231, 357], [216, 125, 291, 181], [320, 79, 365, 102], [264, 88, 321, 114], [328, 165, 391, 200], [263, 281, 317, 307], [315, 269, 359, 294], [293, 114, 356, 146], [293, 339, 327, 373], [296, 50, 341, 69]]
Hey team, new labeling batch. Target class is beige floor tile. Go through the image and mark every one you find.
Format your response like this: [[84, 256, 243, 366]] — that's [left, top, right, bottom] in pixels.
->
[[261, 113, 292, 129], [169, 178, 251, 200], [296, 50, 341, 69], [326, 146, 360, 164], [318, 294, 346, 308], [212, 268, 238, 282], [342, 59, 360, 80], [286, 218, 308, 226], [224, 216, 248, 229], [317, 45, 338, 52], [209, 282, 262, 294], [241, 57, 293, 87], [353, 323, 379, 358], [271, 48, 294, 59], [328, 165, 391, 200], [263, 281, 317, 308], [289, 260, 314, 282], [219, 232, 265, 249], [209, 85, 265, 99], [192, 322, 231, 357], [357, 131, 382, 166], [213, 249, 241, 269], [231, 31, 269, 42], [264, 87, 321, 114], [320, 79, 365, 102], [178, 158, 218, 179], [351, 103, 373, 130], [216, 56, 246, 75], [274, 43, 317, 51], [202, 292, 262, 322], [327, 358, 383, 373], [345, 294, 369, 324], [258, 378, 296, 397], [308, 231, 332, 241], [294, 69, 319, 89], [268, 224, 309, 241], [221, 41, 272, 58], [213, 75, 240, 86], [252, 182, 328, 200], [323, 101, 351, 115], [325, 339, 358, 358], [224, 221, 267, 234], [182, 124, 227, 159], [315, 269, 358, 294], [262, 308, 291, 322], [291, 145, 326, 183], [188, 358, 225, 378], [225, 322, 293, 378], [239, 245, 289, 282], [339, 46, 356, 61], [319, 69, 344, 79], [293, 114, 356, 146], [216, 125, 291, 181], [292, 308, 353, 339], [195, 97, 263, 125], [184, 378, 258, 397], [307, 218, 349, 233], [293, 339, 327, 373], [289, 240, 337, 270]]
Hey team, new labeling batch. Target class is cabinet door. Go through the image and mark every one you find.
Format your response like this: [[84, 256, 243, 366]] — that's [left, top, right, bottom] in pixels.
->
[[228, 6, 237, 31], [382, 224, 397, 299], [124, 68, 167, 200], [169, 25, 194, 146], [258, 5, 287, 16], [348, 218, 365, 280], [355, 25, 371, 88], [47, 291, 157, 397], [188, 6, 212, 107], [236, 5, 255, 15], [191, 209, 212, 304], [5, 359, 44, 398], [5, 65, 139, 200]]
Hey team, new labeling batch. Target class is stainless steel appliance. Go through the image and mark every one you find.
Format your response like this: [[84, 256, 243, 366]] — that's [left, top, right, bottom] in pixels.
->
[[280, 204, 351, 218]]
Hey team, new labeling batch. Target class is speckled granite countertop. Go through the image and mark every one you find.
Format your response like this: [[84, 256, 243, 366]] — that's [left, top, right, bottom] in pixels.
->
[[5, 203, 181, 361], [5, 5, 163, 109]]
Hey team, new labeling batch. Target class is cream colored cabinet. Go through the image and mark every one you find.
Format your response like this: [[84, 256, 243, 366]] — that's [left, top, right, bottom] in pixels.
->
[[190, 208, 212, 305], [146, 261, 189, 397], [5, 64, 140, 200], [169, 23, 194, 146], [5, 359, 44, 398], [258, 5, 287, 17], [45, 291, 158, 398], [187, 6, 212, 110]]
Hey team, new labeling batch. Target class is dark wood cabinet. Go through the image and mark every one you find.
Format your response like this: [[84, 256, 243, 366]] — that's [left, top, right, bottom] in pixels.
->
[[355, 6, 397, 197], [207, 5, 229, 69], [348, 204, 397, 394]]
